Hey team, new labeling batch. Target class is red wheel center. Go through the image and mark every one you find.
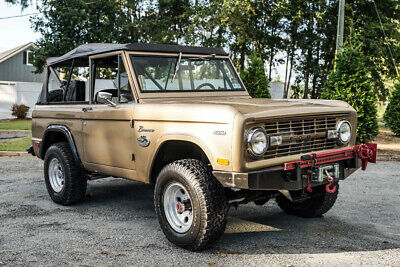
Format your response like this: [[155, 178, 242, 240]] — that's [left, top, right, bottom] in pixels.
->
[[177, 203, 183, 212]]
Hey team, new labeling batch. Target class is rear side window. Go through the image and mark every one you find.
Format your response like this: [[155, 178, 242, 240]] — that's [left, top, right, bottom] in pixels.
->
[[47, 59, 89, 103]]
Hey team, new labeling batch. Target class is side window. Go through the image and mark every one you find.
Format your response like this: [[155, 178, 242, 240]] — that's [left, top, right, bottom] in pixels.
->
[[47, 59, 89, 103], [23, 50, 34, 66], [92, 55, 133, 104], [27, 51, 34, 65]]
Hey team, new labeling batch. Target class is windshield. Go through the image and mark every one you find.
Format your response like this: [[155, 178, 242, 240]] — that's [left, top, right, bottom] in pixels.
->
[[130, 55, 245, 92]]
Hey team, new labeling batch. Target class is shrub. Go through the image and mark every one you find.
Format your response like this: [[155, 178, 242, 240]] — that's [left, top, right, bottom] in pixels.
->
[[240, 54, 271, 98], [321, 41, 379, 144], [11, 104, 30, 119], [384, 80, 400, 136]]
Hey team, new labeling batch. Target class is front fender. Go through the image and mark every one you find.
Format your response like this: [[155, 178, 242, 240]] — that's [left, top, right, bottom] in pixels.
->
[[145, 134, 217, 180]]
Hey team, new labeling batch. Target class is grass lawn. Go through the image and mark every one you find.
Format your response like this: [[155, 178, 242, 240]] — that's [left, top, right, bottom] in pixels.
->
[[0, 135, 32, 151], [0, 119, 32, 130]]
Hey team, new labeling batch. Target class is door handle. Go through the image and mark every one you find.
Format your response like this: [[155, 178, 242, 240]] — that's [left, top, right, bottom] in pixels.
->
[[82, 107, 93, 112]]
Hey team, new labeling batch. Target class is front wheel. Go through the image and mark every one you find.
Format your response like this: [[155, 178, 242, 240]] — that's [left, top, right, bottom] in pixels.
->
[[154, 159, 229, 251], [275, 182, 339, 218]]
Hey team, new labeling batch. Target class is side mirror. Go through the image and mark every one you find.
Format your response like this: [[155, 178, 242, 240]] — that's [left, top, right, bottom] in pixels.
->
[[96, 91, 116, 107]]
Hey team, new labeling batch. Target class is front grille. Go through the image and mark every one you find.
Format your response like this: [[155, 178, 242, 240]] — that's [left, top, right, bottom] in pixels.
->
[[263, 115, 342, 159]]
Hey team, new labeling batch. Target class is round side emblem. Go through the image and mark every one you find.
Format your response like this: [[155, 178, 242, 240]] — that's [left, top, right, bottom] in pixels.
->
[[137, 135, 150, 147]]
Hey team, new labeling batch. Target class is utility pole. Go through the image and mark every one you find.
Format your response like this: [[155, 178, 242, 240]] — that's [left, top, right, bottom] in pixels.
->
[[335, 0, 345, 56]]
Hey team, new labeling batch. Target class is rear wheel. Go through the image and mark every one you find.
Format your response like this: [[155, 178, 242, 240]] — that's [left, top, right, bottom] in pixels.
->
[[44, 142, 87, 205], [275, 183, 339, 218], [154, 159, 229, 251]]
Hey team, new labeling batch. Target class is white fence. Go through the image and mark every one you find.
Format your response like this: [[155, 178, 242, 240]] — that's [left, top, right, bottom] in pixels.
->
[[0, 81, 42, 119]]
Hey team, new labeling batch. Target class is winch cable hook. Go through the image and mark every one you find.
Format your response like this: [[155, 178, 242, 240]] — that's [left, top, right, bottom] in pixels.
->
[[306, 171, 313, 193], [324, 169, 337, 194], [306, 154, 317, 193]]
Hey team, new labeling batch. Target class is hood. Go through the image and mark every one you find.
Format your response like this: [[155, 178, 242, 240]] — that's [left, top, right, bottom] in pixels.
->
[[143, 97, 355, 119]]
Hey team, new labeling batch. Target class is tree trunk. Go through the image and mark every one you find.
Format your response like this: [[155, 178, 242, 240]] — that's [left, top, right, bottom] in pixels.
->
[[285, 50, 294, 99], [303, 13, 314, 99], [303, 47, 312, 99], [239, 43, 246, 72], [283, 47, 290, 98], [315, 59, 331, 99], [311, 74, 318, 99], [311, 43, 320, 99], [268, 48, 274, 81], [268, 28, 276, 81]]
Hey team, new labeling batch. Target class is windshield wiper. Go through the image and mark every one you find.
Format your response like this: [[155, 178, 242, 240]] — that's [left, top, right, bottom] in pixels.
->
[[171, 52, 182, 84]]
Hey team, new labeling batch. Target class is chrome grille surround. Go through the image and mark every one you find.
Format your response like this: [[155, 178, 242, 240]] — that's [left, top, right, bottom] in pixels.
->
[[262, 115, 345, 159]]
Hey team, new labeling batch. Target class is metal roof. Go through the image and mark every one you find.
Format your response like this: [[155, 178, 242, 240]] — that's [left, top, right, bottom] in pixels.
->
[[0, 42, 38, 64], [47, 43, 229, 66]]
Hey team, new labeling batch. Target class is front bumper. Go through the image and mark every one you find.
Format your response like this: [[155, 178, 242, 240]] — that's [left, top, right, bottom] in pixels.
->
[[213, 143, 377, 190]]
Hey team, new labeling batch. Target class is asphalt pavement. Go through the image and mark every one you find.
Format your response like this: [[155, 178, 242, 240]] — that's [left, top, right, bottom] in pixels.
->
[[0, 156, 399, 266]]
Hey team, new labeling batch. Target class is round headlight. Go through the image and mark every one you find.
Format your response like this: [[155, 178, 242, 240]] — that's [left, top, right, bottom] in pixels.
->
[[247, 128, 268, 157], [337, 120, 352, 145]]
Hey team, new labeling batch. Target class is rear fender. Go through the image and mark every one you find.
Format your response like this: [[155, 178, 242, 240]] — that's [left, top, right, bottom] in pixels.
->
[[40, 125, 82, 167]]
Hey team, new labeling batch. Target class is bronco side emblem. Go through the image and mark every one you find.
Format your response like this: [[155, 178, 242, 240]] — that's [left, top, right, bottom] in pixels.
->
[[137, 136, 150, 147], [138, 126, 155, 132]]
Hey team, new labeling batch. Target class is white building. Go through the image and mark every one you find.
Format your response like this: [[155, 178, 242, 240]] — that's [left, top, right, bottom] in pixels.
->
[[269, 81, 290, 99]]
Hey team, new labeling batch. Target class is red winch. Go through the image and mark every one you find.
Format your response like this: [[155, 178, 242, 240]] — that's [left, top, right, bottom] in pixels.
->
[[284, 143, 377, 193], [284, 143, 377, 171]]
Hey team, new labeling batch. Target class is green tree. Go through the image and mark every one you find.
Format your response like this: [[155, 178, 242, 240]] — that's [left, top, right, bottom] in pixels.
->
[[240, 54, 271, 98], [30, 0, 131, 72], [384, 80, 400, 136], [321, 40, 379, 144], [347, 0, 400, 101], [6, 0, 400, 102], [187, 0, 228, 48], [141, 0, 192, 44]]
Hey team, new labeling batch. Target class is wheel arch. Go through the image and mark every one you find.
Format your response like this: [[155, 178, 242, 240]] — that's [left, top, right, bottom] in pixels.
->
[[149, 137, 214, 184], [40, 125, 82, 167]]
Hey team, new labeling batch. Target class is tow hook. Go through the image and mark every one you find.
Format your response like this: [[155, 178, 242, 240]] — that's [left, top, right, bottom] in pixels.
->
[[358, 143, 377, 170], [324, 169, 337, 194]]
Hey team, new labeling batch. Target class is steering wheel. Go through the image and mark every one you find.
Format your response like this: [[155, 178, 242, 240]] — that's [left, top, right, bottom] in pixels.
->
[[195, 83, 215, 90]]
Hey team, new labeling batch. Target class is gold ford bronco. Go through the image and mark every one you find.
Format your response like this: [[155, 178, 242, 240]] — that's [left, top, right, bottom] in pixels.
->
[[29, 43, 377, 250]]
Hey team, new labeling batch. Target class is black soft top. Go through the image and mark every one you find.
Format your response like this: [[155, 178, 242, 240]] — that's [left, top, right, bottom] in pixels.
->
[[47, 43, 229, 66]]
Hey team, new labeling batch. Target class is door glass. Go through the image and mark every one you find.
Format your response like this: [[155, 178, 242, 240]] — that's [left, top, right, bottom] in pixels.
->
[[119, 58, 133, 103], [92, 55, 133, 104]]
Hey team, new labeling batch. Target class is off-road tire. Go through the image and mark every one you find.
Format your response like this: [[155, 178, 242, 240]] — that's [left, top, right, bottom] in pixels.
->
[[154, 159, 229, 251], [44, 142, 87, 205], [275, 183, 339, 218]]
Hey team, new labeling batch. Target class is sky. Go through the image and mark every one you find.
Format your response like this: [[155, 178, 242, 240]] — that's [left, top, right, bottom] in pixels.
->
[[0, 2, 41, 52]]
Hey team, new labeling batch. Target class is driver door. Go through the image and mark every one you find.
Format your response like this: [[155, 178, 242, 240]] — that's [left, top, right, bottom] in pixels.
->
[[82, 52, 136, 173]]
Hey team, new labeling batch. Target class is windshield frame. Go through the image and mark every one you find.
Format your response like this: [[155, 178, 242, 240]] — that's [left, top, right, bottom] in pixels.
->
[[126, 51, 250, 99]]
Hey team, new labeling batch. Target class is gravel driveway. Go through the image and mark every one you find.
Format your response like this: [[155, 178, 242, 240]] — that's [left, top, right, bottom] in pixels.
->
[[0, 156, 399, 266]]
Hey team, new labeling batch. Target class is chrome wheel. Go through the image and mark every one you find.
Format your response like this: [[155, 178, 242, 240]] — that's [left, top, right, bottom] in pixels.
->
[[48, 158, 64, 193], [163, 182, 193, 234]]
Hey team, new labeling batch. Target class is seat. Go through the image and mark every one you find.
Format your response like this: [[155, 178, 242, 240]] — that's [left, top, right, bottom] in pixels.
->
[[64, 80, 86, 102]]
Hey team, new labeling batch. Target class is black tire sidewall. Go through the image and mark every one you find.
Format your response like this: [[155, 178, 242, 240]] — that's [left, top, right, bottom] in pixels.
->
[[155, 168, 202, 247], [275, 183, 339, 218], [44, 144, 73, 204]]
